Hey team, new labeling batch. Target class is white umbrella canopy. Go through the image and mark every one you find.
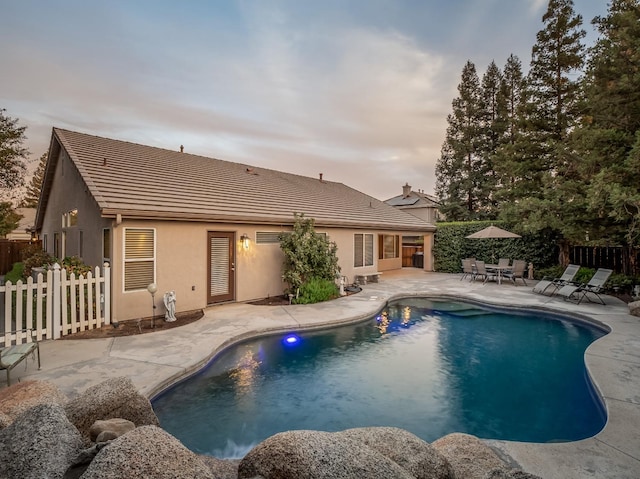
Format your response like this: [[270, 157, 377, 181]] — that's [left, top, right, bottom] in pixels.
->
[[466, 225, 521, 263], [465, 225, 521, 239]]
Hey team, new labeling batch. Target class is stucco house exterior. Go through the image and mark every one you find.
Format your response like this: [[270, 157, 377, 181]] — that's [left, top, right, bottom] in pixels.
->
[[35, 129, 436, 322]]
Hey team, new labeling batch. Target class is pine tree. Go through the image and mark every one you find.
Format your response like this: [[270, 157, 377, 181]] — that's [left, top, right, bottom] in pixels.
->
[[0, 108, 28, 192], [570, 0, 640, 272], [435, 61, 485, 220], [497, 0, 586, 228], [22, 152, 47, 208]]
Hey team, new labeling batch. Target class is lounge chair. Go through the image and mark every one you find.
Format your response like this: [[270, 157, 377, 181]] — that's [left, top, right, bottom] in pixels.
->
[[461, 259, 475, 281], [556, 268, 613, 305], [532, 264, 580, 295], [503, 259, 527, 285], [0, 329, 41, 386]]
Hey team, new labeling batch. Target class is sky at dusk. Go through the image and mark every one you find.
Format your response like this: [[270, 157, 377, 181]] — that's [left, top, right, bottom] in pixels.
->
[[1, 0, 607, 201]]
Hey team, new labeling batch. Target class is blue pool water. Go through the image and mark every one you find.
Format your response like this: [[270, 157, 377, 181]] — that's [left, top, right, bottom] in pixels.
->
[[152, 298, 607, 458]]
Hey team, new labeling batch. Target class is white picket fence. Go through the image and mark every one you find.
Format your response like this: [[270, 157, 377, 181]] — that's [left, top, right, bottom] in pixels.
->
[[0, 263, 111, 346]]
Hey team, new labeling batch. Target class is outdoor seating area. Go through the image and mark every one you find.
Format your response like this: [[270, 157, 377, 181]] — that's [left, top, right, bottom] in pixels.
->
[[460, 258, 529, 285], [532, 266, 613, 306]]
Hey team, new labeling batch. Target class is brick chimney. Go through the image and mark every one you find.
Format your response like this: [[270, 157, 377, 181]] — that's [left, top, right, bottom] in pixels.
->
[[402, 183, 412, 198]]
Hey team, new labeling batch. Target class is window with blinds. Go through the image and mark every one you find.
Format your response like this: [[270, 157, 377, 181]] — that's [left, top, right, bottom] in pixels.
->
[[256, 231, 282, 244], [124, 228, 155, 291], [354, 233, 374, 267]]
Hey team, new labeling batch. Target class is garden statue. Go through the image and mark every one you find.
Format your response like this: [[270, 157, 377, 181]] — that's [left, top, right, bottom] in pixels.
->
[[163, 291, 177, 322]]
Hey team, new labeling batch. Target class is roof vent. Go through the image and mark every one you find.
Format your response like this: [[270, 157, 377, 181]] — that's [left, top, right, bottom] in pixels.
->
[[102, 158, 107, 166], [246, 167, 257, 175], [319, 173, 323, 182], [180, 145, 184, 153]]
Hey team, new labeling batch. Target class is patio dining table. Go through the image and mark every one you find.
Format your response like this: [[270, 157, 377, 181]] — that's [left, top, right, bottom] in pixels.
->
[[485, 264, 512, 285]]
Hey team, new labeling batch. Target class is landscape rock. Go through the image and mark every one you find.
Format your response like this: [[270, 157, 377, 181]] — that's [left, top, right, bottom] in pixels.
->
[[89, 417, 136, 441], [0, 379, 68, 424], [0, 410, 10, 429], [64, 442, 110, 479], [80, 425, 216, 479], [0, 402, 83, 479], [64, 376, 159, 442], [238, 429, 415, 479], [335, 426, 455, 479], [484, 468, 544, 478], [629, 300, 640, 317], [432, 433, 509, 479], [199, 455, 241, 479]]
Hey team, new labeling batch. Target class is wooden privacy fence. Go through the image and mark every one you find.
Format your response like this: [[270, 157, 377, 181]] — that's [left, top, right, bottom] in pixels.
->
[[0, 239, 37, 275], [570, 246, 640, 276], [0, 263, 111, 346]]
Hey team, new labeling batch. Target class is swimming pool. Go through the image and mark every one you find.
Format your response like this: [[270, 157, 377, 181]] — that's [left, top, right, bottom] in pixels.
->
[[152, 297, 607, 458]]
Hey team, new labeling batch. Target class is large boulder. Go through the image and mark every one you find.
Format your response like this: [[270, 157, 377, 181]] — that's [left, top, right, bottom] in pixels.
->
[[80, 425, 216, 479], [199, 455, 241, 479], [64, 377, 159, 442], [484, 469, 543, 478], [0, 379, 68, 425], [0, 402, 83, 479], [629, 300, 640, 317], [89, 418, 136, 442], [335, 427, 455, 479], [238, 429, 415, 479], [432, 433, 508, 479]]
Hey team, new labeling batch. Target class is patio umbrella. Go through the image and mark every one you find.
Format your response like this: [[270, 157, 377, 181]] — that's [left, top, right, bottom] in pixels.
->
[[466, 225, 521, 262]]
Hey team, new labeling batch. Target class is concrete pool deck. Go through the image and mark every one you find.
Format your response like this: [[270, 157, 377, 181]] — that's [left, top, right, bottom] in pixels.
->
[[10, 269, 640, 478]]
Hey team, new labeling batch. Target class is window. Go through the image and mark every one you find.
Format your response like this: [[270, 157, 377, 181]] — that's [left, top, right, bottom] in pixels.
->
[[256, 231, 282, 244], [354, 233, 374, 267], [379, 234, 400, 259], [124, 228, 155, 291], [53, 233, 60, 258], [103, 229, 111, 264], [62, 209, 78, 227]]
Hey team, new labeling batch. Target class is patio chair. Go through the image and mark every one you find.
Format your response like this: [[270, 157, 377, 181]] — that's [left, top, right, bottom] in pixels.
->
[[532, 264, 580, 295], [503, 260, 527, 286], [498, 258, 510, 268], [0, 329, 41, 386], [461, 258, 475, 281], [474, 261, 496, 283], [556, 268, 613, 305]]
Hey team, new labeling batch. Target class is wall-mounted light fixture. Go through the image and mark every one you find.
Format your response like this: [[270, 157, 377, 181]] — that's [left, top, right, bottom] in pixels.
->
[[240, 233, 250, 250]]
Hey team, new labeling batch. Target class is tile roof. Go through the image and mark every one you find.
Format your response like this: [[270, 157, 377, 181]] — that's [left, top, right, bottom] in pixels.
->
[[39, 129, 435, 231]]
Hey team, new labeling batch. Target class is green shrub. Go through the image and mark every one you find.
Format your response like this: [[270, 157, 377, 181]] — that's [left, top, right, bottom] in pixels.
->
[[4, 262, 24, 283], [61, 256, 92, 277], [574, 267, 596, 285], [22, 246, 55, 278], [294, 277, 339, 304], [433, 221, 559, 273], [535, 265, 565, 280], [279, 213, 340, 296]]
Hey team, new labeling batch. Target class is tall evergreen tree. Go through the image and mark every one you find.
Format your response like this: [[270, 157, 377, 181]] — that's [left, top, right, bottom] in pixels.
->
[[474, 61, 504, 218], [435, 61, 485, 220], [0, 108, 28, 192], [497, 0, 586, 229], [492, 54, 527, 203], [22, 152, 47, 208], [570, 0, 640, 272]]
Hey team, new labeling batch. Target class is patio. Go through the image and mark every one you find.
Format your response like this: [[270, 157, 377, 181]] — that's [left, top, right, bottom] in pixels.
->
[[10, 269, 640, 479]]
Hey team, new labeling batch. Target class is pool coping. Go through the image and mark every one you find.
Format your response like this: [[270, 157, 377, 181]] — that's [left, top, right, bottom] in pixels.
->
[[20, 270, 640, 478]]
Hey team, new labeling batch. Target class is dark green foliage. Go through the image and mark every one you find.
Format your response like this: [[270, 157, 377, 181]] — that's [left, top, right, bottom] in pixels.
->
[[21, 245, 55, 278], [61, 256, 92, 277], [433, 221, 559, 273], [4, 262, 24, 283], [294, 277, 339, 304], [0, 108, 28, 191], [279, 213, 340, 298], [0, 201, 21, 236]]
